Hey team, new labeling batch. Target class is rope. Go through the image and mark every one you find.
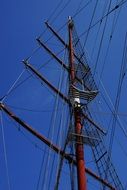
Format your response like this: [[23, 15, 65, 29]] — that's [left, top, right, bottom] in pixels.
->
[[47, 0, 64, 23], [82, 0, 99, 49], [42, 33, 68, 190], [99, 79, 127, 138], [1, 69, 25, 102], [0, 112, 11, 190], [98, 0, 124, 85], [93, 0, 112, 75], [79, 0, 127, 38]]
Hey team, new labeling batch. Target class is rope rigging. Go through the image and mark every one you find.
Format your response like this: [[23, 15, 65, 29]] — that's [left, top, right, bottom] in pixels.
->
[[104, 32, 127, 184], [0, 112, 11, 190], [79, 0, 127, 38], [1, 1, 127, 190], [93, 0, 113, 75]]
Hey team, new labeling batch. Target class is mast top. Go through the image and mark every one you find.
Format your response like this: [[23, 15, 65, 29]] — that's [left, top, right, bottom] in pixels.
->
[[68, 16, 74, 28]]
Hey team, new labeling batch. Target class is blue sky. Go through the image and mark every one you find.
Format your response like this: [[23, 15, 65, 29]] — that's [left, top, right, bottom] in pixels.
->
[[1, 0, 127, 189]]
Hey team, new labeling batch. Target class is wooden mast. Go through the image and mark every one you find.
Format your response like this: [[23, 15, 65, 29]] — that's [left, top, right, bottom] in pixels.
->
[[68, 17, 87, 190]]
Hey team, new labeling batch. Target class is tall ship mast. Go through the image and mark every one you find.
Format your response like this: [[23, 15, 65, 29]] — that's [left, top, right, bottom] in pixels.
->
[[1, 1, 127, 189]]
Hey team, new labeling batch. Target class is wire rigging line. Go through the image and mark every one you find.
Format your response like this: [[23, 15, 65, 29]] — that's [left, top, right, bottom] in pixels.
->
[[106, 31, 127, 160], [73, 0, 92, 19], [93, 0, 113, 75], [4, 46, 66, 99], [115, 135, 127, 159], [20, 0, 126, 74], [49, 0, 72, 24], [5, 115, 46, 153], [98, 0, 124, 84], [6, 104, 62, 113], [37, 0, 66, 39], [36, 98, 59, 190], [28, 0, 91, 62], [41, 40, 68, 190], [90, 0, 110, 59], [0, 112, 11, 190], [54, 80, 70, 190], [1, 69, 25, 103], [82, 0, 99, 49], [101, 32, 127, 189], [39, 0, 92, 46], [25, 46, 41, 62], [48, 53, 69, 190], [47, 0, 64, 22], [27, 0, 69, 56], [99, 79, 127, 139], [110, 0, 123, 36], [74, 0, 84, 15], [79, 0, 127, 38]]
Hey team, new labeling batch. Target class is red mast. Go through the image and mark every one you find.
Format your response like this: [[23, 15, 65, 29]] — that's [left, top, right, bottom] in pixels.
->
[[68, 17, 87, 190]]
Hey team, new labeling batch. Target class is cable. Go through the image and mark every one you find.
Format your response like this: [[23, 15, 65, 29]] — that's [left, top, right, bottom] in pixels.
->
[[99, 79, 127, 138], [0, 112, 11, 190], [50, 0, 72, 24], [47, 0, 64, 22], [1, 69, 25, 103], [79, 0, 127, 38], [6, 104, 62, 113], [74, 0, 84, 16], [90, 0, 109, 59], [98, 0, 123, 85], [93, 0, 112, 75], [73, 0, 92, 19], [48, 49, 68, 190], [82, 0, 99, 49], [4, 46, 66, 99], [103, 32, 127, 183], [41, 37, 68, 190]]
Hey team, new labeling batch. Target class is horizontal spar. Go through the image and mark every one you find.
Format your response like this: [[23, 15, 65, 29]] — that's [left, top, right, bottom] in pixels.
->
[[0, 103, 73, 163], [23, 60, 69, 104], [0, 103, 115, 190], [23, 60, 105, 135]]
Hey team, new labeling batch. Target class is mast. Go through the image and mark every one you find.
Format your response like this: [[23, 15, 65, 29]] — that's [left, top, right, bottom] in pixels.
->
[[68, 16, 87, 190]]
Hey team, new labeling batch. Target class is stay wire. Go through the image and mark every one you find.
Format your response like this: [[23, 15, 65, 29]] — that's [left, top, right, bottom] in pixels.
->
[[107, 32, 127, 155], [5, 115, 46, 153], [49, 0, 72, 24], [48, 0, 91, 42], [0, 112, 11, 190], [26, 0, 69, 59], [79, 0, 127, 39], [41, 0, 92, 47], [98, 0, 123, 84], [73, 0, 92, 19], [6, 47, 66, 98], [6, 104, 62, 113], [1, 69, 25, 103], [82, 0, 99, 49], [74, 0, 84, 15], [48, 49, 68, 190], [36, 99, 59, 190], [90, 0, 110, 59], [38, 0, 67, 39], [99, 79, 127, 138], [54, 77, 70, 190], [102, 33, 127, 187], [2, 111, 55, 190], [42, 40, 67, 190], [47, 0, 64, 23], [52, 42, 70, 190], [24, 0, 127, 65], [93, 0, 113, 75]]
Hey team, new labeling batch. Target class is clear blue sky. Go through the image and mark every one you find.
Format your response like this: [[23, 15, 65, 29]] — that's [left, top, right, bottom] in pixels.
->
[[1, 0, 127, 189]]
